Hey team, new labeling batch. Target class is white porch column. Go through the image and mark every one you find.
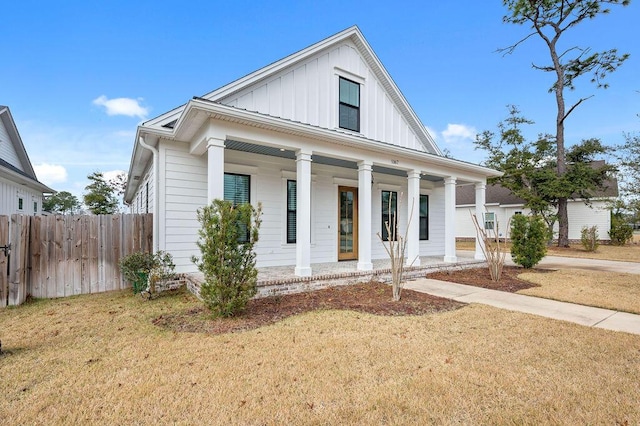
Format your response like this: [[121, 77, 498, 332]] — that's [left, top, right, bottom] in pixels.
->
[[207, 138, 225, 203], [444, 176, 457, 263], [357, 161, 373, 271], [475, 182, 487, 260], [406, 170, 421, 267], [295, 150, 312, 277]]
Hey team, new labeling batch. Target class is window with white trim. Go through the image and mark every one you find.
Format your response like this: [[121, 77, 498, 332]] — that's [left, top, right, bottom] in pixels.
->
[[381, 190, 397, 241], [419, 194, 429, 240], [286, 180, 296, 244], [224, 173, 251, 242], [339, 77, 360, 132], [484, 212, 495, 230]]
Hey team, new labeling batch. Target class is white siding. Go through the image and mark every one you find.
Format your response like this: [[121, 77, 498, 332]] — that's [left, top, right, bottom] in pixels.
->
[[0, 175, 42, 216], [160, 147, 448, 273], [456, 201, 612, 241], [217, 41, 430, 153], [130, 165, 154, 215], [0, 119, 23, 171], [160, 141, 207, 272]]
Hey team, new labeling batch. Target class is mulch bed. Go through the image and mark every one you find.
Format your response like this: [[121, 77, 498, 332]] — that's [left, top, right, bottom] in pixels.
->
[[152, 282, 465, 335], [427, 265, 546, 292], [153, 266, 550, 335]]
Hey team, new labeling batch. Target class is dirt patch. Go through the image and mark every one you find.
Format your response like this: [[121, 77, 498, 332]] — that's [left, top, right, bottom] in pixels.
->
[[152, 282, 465, 334], [427, 266, 545, 292]]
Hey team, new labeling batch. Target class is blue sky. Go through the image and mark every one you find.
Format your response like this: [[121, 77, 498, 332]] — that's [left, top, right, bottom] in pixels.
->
[[3, 1, 639, 200]]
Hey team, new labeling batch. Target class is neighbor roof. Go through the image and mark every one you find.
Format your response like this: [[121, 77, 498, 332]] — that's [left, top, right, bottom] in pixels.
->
[[0, 105, 54, 193], [456, 179, 619, 206]]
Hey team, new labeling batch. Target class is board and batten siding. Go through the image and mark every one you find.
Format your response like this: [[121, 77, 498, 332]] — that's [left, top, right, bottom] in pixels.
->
[[159, 144, 447, 273], [0, 119, 22, 170], [0, 176, 42, 216], [218, 41, 429, 153]]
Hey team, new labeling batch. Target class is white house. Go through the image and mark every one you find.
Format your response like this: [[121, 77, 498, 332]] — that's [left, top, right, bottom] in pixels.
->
[[124, 26, 501, 275], [0, 105, 53, 216], [456, 182, 617, 241]]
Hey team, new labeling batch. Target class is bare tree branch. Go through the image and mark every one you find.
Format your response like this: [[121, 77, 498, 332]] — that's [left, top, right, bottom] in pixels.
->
[[562, 95, 594, 124]]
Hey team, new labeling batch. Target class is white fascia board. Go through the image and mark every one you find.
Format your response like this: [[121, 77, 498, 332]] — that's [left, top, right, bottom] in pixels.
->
[[177, 99, 502, 180], [0, 107, 37, 178], [0, 166, 54, 193], [201, 26, 361, 102]]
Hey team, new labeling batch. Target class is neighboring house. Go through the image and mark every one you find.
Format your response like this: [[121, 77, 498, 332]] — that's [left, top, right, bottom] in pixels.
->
[[0, 105, 53, 216], [124, 26, 501, 274], [456, 180, 618, 241]]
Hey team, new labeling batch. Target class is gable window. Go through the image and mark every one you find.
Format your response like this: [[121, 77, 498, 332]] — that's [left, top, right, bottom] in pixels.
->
[[484, 212, 495, 230], [18, 197, 23, 211], [224, 173, 251, 242], [419, 194, 429, 240], [339, 77, 360, 132], [381, 190, 397, 241], [286, 180, 297, 244]]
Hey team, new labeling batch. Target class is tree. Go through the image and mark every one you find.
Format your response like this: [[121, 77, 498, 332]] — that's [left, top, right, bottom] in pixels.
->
[[83, 172, 119, 215], [476, 107, 615, 238], [42, 191, 81, 215], [501, 0, 630, 246]]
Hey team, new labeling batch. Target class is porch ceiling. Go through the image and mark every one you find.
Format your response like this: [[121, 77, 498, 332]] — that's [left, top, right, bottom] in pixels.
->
[[224, 139, 444, 182]]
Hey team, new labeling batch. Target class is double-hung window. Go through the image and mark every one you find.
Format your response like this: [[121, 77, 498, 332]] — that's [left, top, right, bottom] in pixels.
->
[[484, 212, 495, 230], [419, 195, 429, 240], [339, 77, 360, 132], [224, 173, 251, 242], [381, 190, 397, 241], [286, 180, 297, 244]]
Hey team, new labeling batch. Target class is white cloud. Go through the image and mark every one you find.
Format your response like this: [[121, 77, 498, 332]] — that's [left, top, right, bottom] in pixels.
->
[[92, 95, 149, 119], [442, 123, 477, 145], [33, 163, 68, 185], [103, 169, 126, 181]]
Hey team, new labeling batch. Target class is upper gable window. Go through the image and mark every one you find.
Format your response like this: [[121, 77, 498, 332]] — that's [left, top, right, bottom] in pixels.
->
[[339, 77, 360, 132]]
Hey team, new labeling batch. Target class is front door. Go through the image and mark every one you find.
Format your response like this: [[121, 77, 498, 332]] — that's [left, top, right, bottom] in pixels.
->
[[338, 186, 358, 261]]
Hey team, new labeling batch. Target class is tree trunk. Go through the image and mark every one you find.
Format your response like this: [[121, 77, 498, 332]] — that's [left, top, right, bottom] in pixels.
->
[[557, 198, 570, 247], [550, 37, 570, 247]]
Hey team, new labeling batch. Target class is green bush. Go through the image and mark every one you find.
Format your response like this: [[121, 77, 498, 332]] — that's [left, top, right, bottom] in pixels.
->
[[580, 225, 599, 252], [510, 214, 547, 269], [119, 251, 176, 295], [192, 199, 262, 318], [609, 216, 633, 246]]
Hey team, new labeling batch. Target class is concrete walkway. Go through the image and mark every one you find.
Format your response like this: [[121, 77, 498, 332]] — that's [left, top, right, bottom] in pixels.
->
[[530, 255, 640, 274], [405, 278, 640, 335]]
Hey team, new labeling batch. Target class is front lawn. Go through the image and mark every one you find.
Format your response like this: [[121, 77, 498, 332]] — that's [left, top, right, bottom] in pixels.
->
[[457, 240, 640, 262], [1, 287, 639, 424], [517, 269, 640, 314]]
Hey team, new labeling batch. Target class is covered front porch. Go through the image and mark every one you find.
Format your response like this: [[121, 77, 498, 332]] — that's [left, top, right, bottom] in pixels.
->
[[187, 251, 483, 298]]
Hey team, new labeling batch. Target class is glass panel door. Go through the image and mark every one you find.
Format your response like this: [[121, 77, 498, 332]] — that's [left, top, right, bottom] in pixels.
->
[[338, 186, 358, 261]]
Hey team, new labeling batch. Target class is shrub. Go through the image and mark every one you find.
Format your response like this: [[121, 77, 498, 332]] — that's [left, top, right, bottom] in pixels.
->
[[192, 199, 262, 318], [119, 251, 176, 295], [609, 216, 633, 246], [510, 214, 547, 269], [580, 225, 599, 252]]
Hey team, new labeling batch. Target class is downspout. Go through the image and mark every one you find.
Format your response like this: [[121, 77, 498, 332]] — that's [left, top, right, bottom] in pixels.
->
[[138, 136, 159, 253]]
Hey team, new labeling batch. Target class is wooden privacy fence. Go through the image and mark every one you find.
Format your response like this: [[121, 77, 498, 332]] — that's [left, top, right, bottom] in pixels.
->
[[0, 214, 153, 308]]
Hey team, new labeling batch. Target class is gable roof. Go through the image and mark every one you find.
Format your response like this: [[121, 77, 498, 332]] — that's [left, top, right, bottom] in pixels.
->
[[0, 106, 54, 193], [142, 26, 441, 155], [456, 180, 619, 206]]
